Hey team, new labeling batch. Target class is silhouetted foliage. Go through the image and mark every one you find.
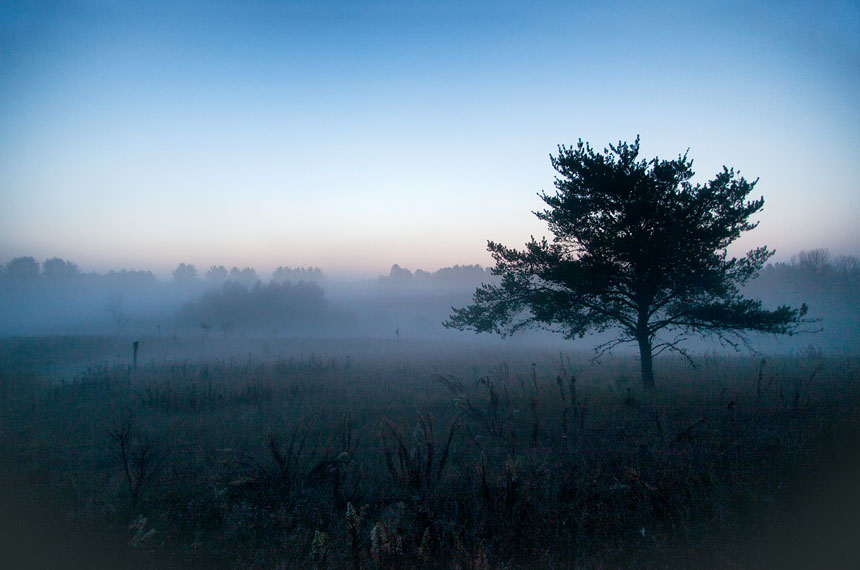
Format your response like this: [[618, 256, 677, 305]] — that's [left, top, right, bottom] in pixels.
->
[[172, 262, 199, 283], [833, 254, 860, 276], [378, 264, 492, 286], [387, 264, 413, 281], [447, 137, 807, 388], [178, 280, 330, 331], [757, 249, 860, 296], [42, 257, 80, 280], [104, 269, 158, 287], [205, 265, 229, 285], [748, 249, 859, 352], [792, 248, 832, 275], [432, 264, 490, 282], [272, 266, 325, 283], [4, 256, 40, 279], [229, 266, 259, 289]]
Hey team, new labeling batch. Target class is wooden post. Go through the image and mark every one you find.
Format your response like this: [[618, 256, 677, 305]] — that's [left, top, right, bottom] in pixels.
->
[[132, 341, 139, 369]]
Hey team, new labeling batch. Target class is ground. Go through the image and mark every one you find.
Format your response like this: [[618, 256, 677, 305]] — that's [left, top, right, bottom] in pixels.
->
[[1, 336, 859, 569]]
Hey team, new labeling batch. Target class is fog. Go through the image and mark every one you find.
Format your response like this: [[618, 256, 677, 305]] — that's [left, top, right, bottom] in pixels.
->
[[1, 250, 858, 355], [0, 260, 501, 341]]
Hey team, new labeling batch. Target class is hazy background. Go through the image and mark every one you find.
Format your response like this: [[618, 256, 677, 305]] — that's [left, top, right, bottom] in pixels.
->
[[2, 1, 858, 279], [1, 251, 857, 355]]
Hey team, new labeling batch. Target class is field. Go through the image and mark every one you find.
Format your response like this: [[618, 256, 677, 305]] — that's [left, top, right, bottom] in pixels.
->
[[1, 336, 859, 569]]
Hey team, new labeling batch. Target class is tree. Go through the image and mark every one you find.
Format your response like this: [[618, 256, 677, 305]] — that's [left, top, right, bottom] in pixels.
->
[[229, 267, 259, 289], [107, 291, 129, 333], [172, 262, 199, 283], [42, 257, 79, 280], [205, 265, 228, 285], [272, 266, 325, 284], [177, 280, 329, 330], [4, 256, 40, 279], [791, 248, 834, 278], [387, 264, 413, 281], [104, 269, 157, 287], [445, 137, 806, 389], [833, 254, 860, 277]]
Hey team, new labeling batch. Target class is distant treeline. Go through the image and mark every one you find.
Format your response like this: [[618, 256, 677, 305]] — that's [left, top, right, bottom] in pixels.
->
[[0, 258, 496, 336], [0, 251, 857, 352], [755, 249, 859, 288], [0, 258, 335, 335], [379, 263, 492, 284], [0, 257, 326, 288], [175, 280, 345, 334], [742, 249, 859, 314], [741, 249, 859, 352], [0, 257, 492, 287]]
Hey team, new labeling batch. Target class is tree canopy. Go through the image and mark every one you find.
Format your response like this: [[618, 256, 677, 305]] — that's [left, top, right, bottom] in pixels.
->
[[4, 256, 40, 279], [42, 257, 79, 280], [446, 137, 806, 388], [173, 262, 199, 283]]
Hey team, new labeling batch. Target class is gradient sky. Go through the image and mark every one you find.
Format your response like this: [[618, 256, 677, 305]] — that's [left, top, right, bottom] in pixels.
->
[[1, 1, 858, 278]]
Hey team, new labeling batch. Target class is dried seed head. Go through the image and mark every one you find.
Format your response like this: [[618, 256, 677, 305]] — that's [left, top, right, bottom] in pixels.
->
[[311, 529, 329, 560], [345, 502, 361, 533], [370, 521, 389, 561]]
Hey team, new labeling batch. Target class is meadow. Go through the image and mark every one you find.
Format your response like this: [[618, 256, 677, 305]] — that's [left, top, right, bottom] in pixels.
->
[[1, 336, 859, 569]]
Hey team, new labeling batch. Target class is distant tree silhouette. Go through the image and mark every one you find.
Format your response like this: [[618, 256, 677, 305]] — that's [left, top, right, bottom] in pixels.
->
[[432, 264, 490, 282], [379, 264, 494, 288], [178, 280, 328, 329], [446, 137, 806, 389], [4, 256, 40, 279], [173, 262, 199, 283], [229, 267, 259, 288], [106, 291, 129, 333], [205, 265, 228, 285], [42, 257, 79, 280], [104, 269, 157, 287], [791, 248, 832, 276], [833, 254, 860, 276], [272, 266, 325, 283], [745, 249, 856, 352], [387, 264, 413, 281]]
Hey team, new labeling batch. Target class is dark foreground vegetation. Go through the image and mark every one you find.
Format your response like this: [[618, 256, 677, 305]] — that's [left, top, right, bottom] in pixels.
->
[[2, 337, 859, 569]]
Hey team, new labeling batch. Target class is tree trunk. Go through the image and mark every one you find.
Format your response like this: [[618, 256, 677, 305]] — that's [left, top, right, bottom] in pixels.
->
[[636, 332, 655, 390]]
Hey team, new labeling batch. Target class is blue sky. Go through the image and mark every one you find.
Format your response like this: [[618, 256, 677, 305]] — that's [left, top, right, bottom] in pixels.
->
[[1, 1, 858, 278]]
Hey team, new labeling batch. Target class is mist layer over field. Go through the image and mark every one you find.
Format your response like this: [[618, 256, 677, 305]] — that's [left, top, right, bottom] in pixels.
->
[[1, 250, 858, 355]]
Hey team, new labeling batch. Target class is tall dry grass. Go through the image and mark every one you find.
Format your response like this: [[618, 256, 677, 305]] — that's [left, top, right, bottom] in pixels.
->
[[1, 337, 858, 569]]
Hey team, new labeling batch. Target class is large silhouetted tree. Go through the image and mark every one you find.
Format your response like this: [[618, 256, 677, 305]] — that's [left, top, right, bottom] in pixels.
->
[[445, 137, 806, 389]]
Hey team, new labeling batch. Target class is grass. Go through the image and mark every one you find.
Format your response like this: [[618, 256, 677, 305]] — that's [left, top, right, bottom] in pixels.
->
[[1, 336, 859, 569]]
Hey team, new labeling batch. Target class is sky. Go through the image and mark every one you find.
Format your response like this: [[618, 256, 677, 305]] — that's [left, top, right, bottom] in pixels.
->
[[1, 0, 858, 279]]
